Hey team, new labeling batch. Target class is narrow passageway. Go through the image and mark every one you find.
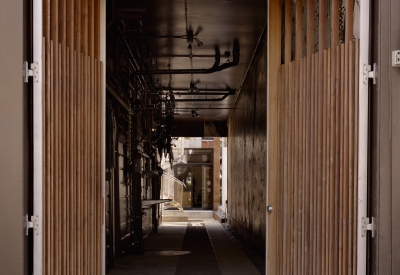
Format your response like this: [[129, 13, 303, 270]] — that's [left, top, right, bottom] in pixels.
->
[[108, 220, 261, 275]]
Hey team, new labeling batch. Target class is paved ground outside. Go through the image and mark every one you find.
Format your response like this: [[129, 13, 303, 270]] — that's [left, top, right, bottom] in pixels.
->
[[108, 220, 261, 275]]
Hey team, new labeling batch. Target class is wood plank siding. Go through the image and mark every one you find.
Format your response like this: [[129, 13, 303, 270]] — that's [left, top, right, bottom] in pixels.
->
[[267, 1, 359, 274], [42, 0, 103, 274]]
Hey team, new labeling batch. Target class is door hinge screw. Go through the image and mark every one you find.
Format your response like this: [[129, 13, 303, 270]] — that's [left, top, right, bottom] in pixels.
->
[[24, 61, 39, 83], [363, 63, 376, 85], [361, 216, 375, 238], [26, 214, 39, 236]]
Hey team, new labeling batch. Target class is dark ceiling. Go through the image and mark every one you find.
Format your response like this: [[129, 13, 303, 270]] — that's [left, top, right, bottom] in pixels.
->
[[108, 0, 267, 123]]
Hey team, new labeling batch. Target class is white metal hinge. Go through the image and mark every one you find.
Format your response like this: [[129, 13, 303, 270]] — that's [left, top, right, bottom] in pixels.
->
[[24, 61, 39, 83], [363, 63, 376, 85], [361, 216, 375, 238], [26, 214, 40, 236]]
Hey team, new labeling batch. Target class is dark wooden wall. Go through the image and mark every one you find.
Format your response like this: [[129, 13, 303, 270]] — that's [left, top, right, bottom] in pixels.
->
[[227, 30, 267, 255]]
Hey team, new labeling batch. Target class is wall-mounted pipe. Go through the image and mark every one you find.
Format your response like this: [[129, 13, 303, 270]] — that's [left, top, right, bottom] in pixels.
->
[[134, 40, 239, 75], [106, 83, 132, 113]]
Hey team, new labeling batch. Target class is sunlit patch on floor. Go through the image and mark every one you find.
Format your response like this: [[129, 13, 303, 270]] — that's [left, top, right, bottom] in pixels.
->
[[144, 250, 191, 256]]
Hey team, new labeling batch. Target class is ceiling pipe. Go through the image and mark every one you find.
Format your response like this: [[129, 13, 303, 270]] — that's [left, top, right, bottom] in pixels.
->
[[134, 40, 239, 75], [171, 91, 234, 96], [160, 90, 234, 102], [176, 107, 235, 110], [154, 54, 217, 58], [161, 87, 235, 92]]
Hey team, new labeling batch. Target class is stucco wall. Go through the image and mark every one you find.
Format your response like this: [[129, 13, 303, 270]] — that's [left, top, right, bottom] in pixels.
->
[[0, 0, 30, 273], [227, 35, 267, 254], [370, 0, 400, 273]]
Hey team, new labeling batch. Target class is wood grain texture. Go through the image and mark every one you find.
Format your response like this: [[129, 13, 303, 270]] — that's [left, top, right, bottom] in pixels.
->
[[42, 1, 102, 273], [268, 3, 360, 273]]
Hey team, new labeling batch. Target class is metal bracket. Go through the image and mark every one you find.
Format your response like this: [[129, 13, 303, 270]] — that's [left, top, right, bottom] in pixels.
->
[[363, 63, 376, 85], [24, 61, 39, 83], [361, 217, 375, 238], [26, 214, 40, 236]]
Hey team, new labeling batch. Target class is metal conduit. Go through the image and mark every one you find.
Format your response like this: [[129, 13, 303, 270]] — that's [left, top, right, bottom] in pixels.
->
[[135, 40, 239, 75], [106, 83, 132, 113], [161, 91, 234, 102]]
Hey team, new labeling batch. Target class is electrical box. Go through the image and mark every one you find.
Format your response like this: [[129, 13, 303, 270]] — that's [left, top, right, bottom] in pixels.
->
[[393, 50, 400, 67]]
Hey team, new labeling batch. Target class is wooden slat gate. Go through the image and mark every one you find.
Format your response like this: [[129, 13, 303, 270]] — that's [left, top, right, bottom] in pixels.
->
[[267, 1, 366, 274], [36, 0, 103, 274]]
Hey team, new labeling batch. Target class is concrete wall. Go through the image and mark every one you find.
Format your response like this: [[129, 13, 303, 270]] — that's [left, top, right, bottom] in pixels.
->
[[0, 0, 30, 273], [227, 35, 267, 254], [370, 0, 400, 273]]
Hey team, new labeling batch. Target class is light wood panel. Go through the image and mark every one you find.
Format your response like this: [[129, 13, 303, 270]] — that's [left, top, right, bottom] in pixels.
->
[[43, 0, 102, 274], [268, 0, 359, 274]]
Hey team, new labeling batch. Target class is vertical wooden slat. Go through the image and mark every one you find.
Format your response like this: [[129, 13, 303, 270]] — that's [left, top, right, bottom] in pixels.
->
[[315, 51, 321, 275], [295, 0, 303, 59], [331, 2, 340, 271], [334, 44, 342, 275], [62, 42, 67, 273], [319, 0, 327, 51], [83, 54, 89, 274], [285, 1, 292, 274], [338, 43, 345, 275], [70, 48, 77, 274], [55, 42, 61, 275], [319, 1, 327, 269], [81, 0, 88, 55], [325, 48, 332, 275], [50, 0, 58, 42], [67, 46, 72, 273], [94, 59, 99, 275], [48, 40, 54, 275], [76, 52, 82, 275], [348, 40, 355, 275], [331, 0, 340, 47], [329, 44, 336, 275], [353, 39, 360, 275], [306, 0, 315, 56], [345, 0, 354, 43], [97, 61, 103, 273], [344, 42, 350, 275], [295, 58, 299, 275], [66, 0, 74, 49], [285, 0, 292, 64], [301, 55, 308, 275], [74, 0, 81, 54], [49, 2, 57, 271], [320, 49, 325, 275], [94, 0, 100, 59], [289, 60, 294, 275], [283, 62, 289, 275], [277, 64, 285, 275], [89, 0, 94, 60], [304, 53, 311, 275], [43, 36, 49, 275]]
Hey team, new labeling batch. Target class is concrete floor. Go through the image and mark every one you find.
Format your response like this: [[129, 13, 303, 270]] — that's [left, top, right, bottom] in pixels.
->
[[108, 219, 261, 275]]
